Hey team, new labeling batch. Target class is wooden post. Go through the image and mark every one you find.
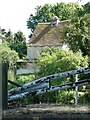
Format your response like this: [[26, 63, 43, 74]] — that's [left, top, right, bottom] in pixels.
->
[[0, 60, 2, 119], [0, 62, 8, 111], [75, 74, 78, 106]]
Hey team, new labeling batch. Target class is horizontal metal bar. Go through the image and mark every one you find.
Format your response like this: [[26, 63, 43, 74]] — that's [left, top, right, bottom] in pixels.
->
[[8, 79, 90, 102], [8, 68, 90, 96], [8, 79, 49, 96], [8, 80, 22, 87], [8, 82, 49, 96]]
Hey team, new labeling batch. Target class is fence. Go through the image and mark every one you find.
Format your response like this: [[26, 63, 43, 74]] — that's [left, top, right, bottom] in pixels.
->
[[0, 62, 90, 110]]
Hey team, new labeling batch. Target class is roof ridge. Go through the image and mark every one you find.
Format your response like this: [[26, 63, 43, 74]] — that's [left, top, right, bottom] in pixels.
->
[[38, 22, 51, 25], [38, 19, 70, 25]]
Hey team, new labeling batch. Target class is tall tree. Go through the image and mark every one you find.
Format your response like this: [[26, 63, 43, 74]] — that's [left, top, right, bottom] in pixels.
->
[[27, 2, 83, 37], [27, 4, 54, 33], [63, 14, 90, 56], [0, 28, 14, 45], [83, 1, 90, 13], [0, 28, 27, 59], [10, 31, 27, 59], [14, 31, 26, 44]]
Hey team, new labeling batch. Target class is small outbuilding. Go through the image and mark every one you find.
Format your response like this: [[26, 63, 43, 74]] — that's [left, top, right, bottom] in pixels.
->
[[27, 17, 70, 60], [17, 17, 70, 75]]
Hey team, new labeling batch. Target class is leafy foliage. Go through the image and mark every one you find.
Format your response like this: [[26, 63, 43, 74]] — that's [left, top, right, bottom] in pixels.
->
[[35, 47, 89, 104], [37, 47, 88, 78], [63, 14, 90, 56], [55, 90, 75, 104], [8, 74, 35, 90], [0, 28, 27, 59], [0, 43, 19, 68], [11, 31, 27, 59], [27, 2, 83, 36], [83, 2, 90, 13]]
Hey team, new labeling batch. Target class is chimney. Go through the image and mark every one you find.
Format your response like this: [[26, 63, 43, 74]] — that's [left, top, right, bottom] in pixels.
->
[[51, 16, 60, 26]]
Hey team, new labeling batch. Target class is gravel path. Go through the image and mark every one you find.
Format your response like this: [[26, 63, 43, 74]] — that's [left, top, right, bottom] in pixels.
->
[[2, 104, 90, 120]]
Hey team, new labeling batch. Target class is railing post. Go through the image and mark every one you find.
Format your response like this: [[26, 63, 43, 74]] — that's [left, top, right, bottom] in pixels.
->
[[0, 62, 8, 112], [75, 74, 78, 106]]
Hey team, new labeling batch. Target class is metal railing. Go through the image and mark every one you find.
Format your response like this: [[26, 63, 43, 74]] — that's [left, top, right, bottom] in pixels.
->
[[0, 62, 90, 110]]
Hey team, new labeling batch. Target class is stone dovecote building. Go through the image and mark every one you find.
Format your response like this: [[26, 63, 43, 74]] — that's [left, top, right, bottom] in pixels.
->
[[17, 17, 70, 75], [27, 17, 70, 60]]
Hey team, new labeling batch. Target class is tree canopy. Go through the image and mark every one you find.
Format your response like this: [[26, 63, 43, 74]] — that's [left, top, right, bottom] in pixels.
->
[[83, 1, 90, 14], [61, 2, 90, 64], [27, 2, 83, 36], [63, 13, 90, 57], [0, 28, 27, 59], [0, 43, 19, 68], [37, 47, 88, 78], [10, 31, 27, 59]]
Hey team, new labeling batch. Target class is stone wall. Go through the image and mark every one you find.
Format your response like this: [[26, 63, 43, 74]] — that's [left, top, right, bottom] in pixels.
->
[[16, 45, 68, 75], [27, 45, 64, 60]]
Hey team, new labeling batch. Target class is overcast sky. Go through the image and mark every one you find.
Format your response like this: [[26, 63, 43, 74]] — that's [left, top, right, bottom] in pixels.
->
[[0, 0, 89, 39]]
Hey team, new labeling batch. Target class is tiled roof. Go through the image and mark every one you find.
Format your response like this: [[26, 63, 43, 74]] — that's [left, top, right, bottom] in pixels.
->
[[28, 20, 70, 46]]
